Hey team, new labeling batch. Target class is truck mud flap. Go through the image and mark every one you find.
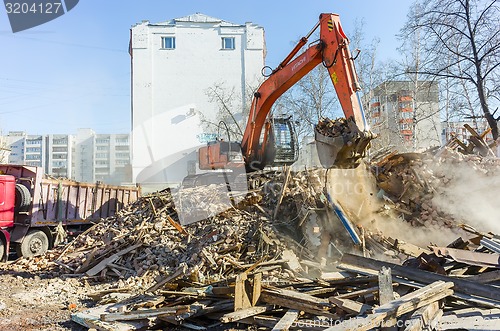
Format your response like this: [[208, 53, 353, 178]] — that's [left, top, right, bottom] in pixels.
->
[[10, 224, 29, 243]]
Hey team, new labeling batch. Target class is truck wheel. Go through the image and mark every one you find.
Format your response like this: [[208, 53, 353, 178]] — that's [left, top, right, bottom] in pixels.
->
[[16, 229, 49, 258], [14, 184, 31, 213]]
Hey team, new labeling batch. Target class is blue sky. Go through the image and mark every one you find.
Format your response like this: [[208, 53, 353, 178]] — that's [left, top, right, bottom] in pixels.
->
[[0, 0, 411, 135]]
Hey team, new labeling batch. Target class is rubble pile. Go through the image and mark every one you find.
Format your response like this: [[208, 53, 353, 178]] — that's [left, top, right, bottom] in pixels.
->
[[371, 147, 500, 230], [5, 149, 500, 330], [71, 231, 500, 331], [54, 188, 299, 286]]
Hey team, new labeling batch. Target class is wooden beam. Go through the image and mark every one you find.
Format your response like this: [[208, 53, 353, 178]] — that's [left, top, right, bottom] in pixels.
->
[[403, 301, 442, 331], [234, 272, 252, 311], [378, 267, 397, 331], [86, 243, 142, 276], [220, 305, 273, 323], [323, 281, 453, 331], [329, 297, 371, 315], [271, 309, 299, 331], [261, 286, 337, 318], [339, 253, 500, 303]]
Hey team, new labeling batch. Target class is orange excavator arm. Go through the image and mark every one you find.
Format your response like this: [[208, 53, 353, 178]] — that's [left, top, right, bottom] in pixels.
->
[[241, 13, 370, 170], [198, 13, 373, 172]]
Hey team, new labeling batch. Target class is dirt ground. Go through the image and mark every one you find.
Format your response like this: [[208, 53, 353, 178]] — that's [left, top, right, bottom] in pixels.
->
[[0, 267, 98, 331]]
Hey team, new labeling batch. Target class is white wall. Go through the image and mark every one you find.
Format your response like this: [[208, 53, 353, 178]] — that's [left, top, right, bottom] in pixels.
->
[[130, 14, 265, 188]]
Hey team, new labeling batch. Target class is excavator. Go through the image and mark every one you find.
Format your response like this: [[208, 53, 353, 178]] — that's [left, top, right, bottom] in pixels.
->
[[188, 13, 373, 186]]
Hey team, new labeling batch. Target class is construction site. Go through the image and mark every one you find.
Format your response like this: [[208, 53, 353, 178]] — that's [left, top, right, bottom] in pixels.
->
[[1, 7, 499, 331]]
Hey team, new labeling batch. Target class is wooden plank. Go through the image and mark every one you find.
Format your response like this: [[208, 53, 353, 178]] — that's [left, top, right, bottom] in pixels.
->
[[146, 263, 187, 293], [329, 297, 371, 315], [339, 253, 500, 303], [271, 309, 299, 331], [273, 166, 291, 220], [378, 266, 394, 305], [234, 273, 252, 310], [323, 281, 453, 331], [252, 273, 262, 306], [330, 285, 380, 300], [261, 286, 337, 318], [220, 305, 273, 323], [378, 266, 396, 330], [71, 303, 149, 331], [100, 305, 188, 322], [86, 243, 142, 276], [403, 301, 441, 331]]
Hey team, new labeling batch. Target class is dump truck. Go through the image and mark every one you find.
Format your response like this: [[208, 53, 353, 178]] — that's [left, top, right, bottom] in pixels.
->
[[0, 164, 141, 261]]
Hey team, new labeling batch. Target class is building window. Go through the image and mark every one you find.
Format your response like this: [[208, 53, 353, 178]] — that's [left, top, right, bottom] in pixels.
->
[[115, 153, 129, 159], [115, 137, 128, 144], [221, 37, 235, 50], [96, 153, 109, 159], [53, 138, 68, 145], [96, 139, 109, 144], [162, 36, 176, 49]]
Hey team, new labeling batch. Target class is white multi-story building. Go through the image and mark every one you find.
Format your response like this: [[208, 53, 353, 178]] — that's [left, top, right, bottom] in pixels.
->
[[73, 129, 132, 184], [46, 134, 72, 178], [130, 13, 265, 188], [5, 132, 45, 167], [2, 130, 132, 185], [367, 81, 442, 152]]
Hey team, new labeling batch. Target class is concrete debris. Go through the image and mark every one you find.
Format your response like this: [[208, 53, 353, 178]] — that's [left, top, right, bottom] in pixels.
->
[[1, 147, 499, 330]]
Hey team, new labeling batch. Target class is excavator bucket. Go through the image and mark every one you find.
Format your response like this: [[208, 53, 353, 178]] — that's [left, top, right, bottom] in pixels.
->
[[315, 117, 373, 168]]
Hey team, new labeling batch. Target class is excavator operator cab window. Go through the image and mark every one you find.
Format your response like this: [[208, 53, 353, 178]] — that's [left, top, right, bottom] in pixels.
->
[[271, 117, 299, 166], [215, 141, 243, 163]]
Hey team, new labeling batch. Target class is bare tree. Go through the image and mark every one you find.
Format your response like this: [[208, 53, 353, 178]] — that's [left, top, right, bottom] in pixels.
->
[[276, 66, 339, 141], [400, 0, 500, 139]]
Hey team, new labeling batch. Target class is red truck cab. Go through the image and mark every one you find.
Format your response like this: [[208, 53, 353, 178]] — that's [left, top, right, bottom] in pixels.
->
[[0, 175, 16, 261]]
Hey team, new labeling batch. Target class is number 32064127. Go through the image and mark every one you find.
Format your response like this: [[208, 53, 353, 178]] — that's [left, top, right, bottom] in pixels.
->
[[5, 2, 62, 14]]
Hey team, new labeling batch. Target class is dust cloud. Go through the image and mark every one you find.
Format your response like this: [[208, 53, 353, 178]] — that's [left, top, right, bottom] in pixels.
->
[[325, 164, 465, 248], [429, 160, 500, 234]]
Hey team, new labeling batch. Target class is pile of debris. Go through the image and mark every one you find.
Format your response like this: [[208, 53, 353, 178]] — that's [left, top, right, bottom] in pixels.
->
[[71, 231, 500, 330], [371, 147, 500, 231], [6, 148, 500, 330]]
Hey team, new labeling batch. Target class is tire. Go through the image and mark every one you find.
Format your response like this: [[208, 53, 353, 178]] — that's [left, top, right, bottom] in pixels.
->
[[16, 229, 49, 258], [14, 184, 31, 213]]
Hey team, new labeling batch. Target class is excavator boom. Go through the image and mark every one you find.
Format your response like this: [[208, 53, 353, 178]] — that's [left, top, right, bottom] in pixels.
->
[[198, 13, 373, 172]]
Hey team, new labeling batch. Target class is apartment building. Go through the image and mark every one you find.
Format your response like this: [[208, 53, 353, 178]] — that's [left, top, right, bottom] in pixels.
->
[[46, 134, 72, 178], [130, 13, 265, 188], [2, 130, 132, 185], [367, 81, 442, 152]]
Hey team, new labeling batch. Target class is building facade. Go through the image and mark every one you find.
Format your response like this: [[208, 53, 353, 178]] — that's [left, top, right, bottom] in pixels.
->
[[367, 81, 442, 152], [2, 130, 132, 185], [130, 13, 265, 189]]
